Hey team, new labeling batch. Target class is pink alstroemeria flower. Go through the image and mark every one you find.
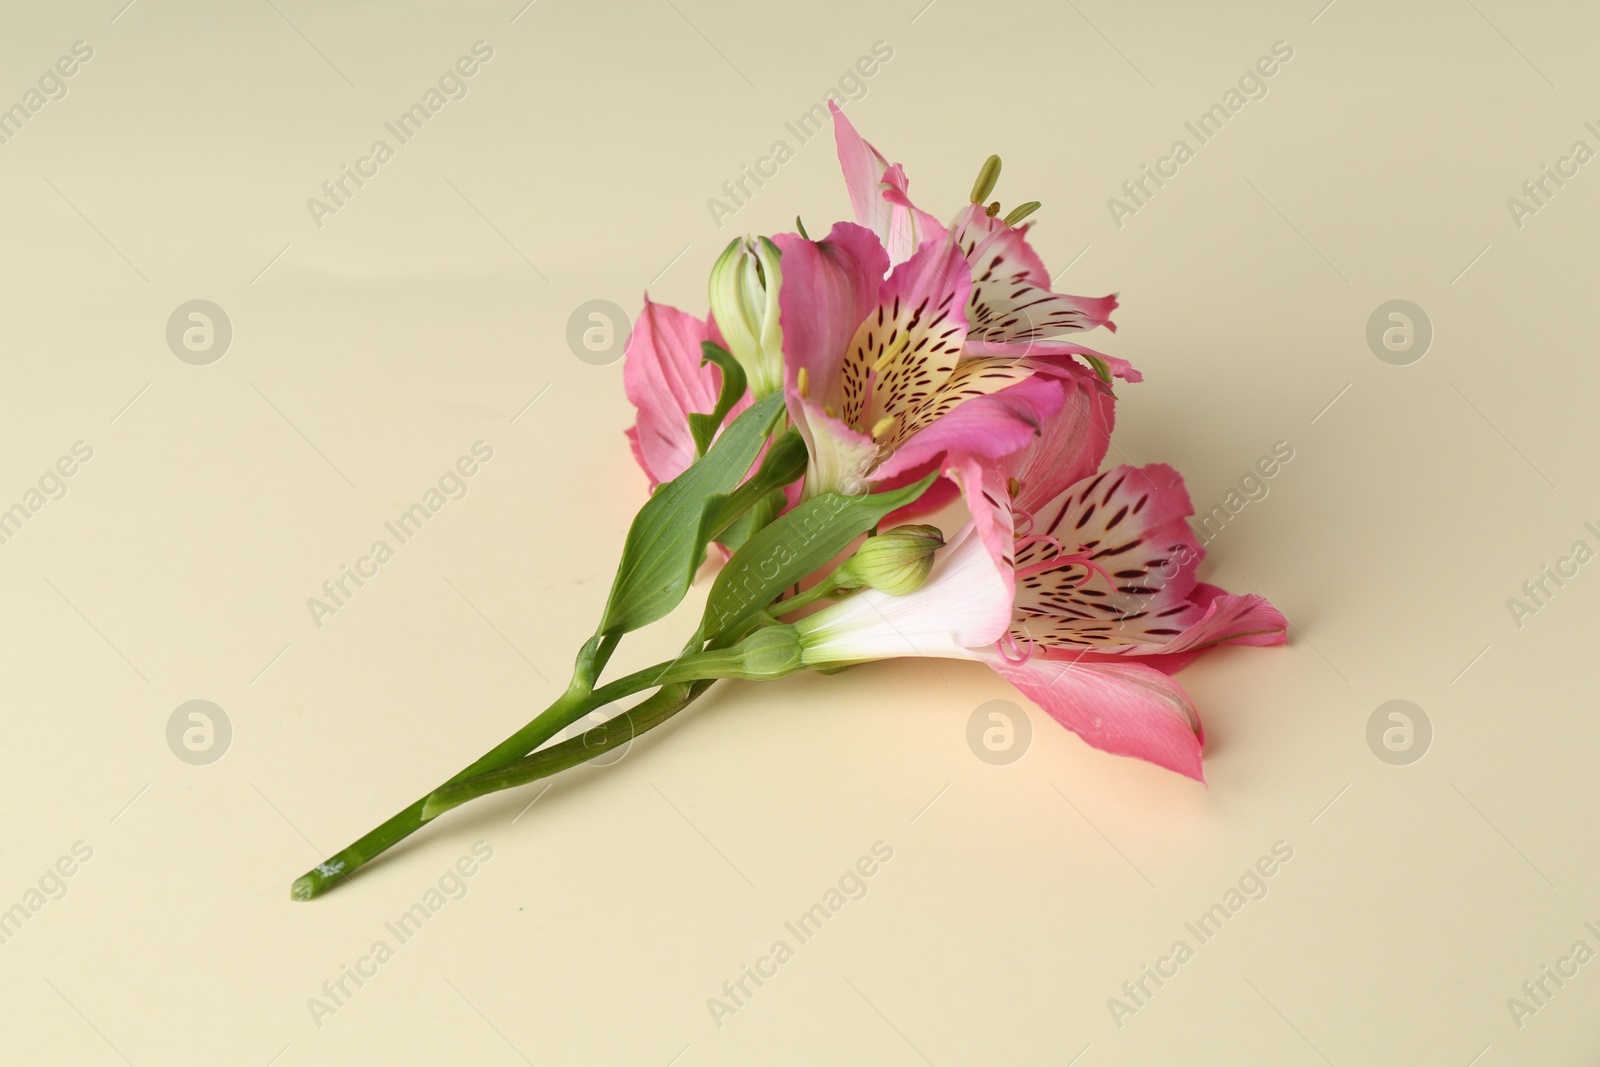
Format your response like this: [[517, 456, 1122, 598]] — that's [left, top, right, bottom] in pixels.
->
[[622, 296, 748, 489], [776, 220, 1068, 498], [792, 397, 1287, 780], [832, 104, 1130, 389]]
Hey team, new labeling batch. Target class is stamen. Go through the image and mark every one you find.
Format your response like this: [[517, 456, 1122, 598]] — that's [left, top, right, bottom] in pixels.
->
[[995, 628, 1034, 665], [969, 154, 1002, 204], [1011, 540, 1117, 586], [797, 366, 810, 399], [985, 201, 1001, 217], [870, 331, 912, 376], [1003, 201, 1041, 226], [870, 415, 896, 439]]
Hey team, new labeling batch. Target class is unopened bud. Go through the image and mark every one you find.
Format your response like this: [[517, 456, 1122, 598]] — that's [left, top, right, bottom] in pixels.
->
[[724, 624, 804, 680], [709, 236, 784, 397], [837, 524, 944, 596], [657, 623, 805, 684]]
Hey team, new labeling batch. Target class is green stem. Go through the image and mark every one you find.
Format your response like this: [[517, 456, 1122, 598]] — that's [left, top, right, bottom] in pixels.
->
[[290, 413, 806, 901], [422, 680, 715, 819], [771, 573, 845, 616], [289, 651, 697, 901]]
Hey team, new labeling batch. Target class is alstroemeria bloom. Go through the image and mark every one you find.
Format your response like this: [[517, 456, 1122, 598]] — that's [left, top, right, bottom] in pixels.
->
[[830, 103, 1129, 380], [622, 297, 746, 488], [792, 443, 1287, 780], [776, 221, 1067, 498]]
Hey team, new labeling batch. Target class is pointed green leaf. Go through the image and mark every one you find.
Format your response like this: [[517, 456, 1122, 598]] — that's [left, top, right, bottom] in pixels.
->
[[700, 473, 938, 641], [687, 342, 747, 457], [600, 391, 784, 638], [718, 489, 786, 554], [688, 428, 807, 574]]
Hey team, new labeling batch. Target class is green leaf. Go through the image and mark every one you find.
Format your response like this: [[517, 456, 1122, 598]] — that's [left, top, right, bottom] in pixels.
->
[[687, 428, 807, 576], [687, 342, 747, 457], [718, 489, 785, 554], [700, 472, 939, 642], [710, 428, 806, 529], [599, 391, 784, 638]]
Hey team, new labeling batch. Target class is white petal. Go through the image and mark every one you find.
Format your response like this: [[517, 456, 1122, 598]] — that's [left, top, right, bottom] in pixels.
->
[[795, 524, 1012, 666]]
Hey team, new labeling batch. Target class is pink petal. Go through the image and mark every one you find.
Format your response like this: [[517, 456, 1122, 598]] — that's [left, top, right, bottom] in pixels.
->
[[623, 297, 725, 487], [935, 372, 1108, 610], [877, 162, 947, 266], [775, 221, 887, 414], [875, 232, 972, 350], [829, 102, 943, 267], [1118, 584, 1288, 674], [1005, 464, 1207, 653], [878, 466, 962, 527], [983, 652, 1207, 781], [848, 235, 974, 434], [952, 205, 1119, 340], [877, 373, 1065, 480], [967, 338, 1143, 384], [950, 203, 1052, 285], [1002, 364, 1117, 516], [832, 103, 893, 236], [946, 454, 1018, 603]]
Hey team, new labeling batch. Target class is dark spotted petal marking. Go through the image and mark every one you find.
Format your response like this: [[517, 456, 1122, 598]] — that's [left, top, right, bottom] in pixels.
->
[[886, 356, 1035, 448], [969, 274, 1106, 343], [952, 206, 1116, 344], [1008, 464, 1203, 650], [834, 237, 1044, 461], [838, 240, 971, 435], [842, 289, 966, 431]]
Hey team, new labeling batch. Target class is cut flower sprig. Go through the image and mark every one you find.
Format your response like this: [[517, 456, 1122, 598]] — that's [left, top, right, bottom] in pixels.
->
[[292, 103, 1286, 900]]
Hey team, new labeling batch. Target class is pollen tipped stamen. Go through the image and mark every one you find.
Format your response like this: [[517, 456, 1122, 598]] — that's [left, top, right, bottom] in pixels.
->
[[797, 366, 810, 399], [869, 331, 913, 376], [970, 154, 1002, 204], [1002, 201, 1041, 227]]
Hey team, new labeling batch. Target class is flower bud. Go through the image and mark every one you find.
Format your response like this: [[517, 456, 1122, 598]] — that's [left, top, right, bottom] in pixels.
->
[[837, 524, 945, 596], [708, 236, 784, 398], [723, 623, 804, 681], [653, 623, 805, 683]]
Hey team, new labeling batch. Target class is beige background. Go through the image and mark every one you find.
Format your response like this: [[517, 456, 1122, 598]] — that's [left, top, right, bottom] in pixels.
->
[[1, 0, 1595, 1063]]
